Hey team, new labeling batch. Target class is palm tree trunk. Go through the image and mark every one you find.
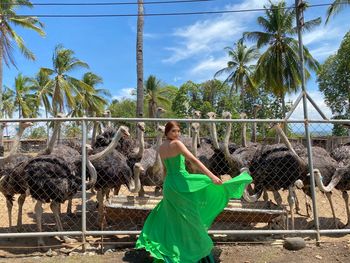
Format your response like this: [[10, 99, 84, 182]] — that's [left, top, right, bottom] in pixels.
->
[[0, 41, 4, 155], [136, 0, 144, 118]]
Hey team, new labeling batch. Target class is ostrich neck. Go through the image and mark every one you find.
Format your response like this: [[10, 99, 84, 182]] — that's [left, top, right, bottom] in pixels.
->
[[136, 130, 145, 159], [89, 131, 122, 161], [5, 125, 26, 157], [129, 167, 141, 193], [223, 122, 232, 161], [210, 122, 220, 150], [315, 171, 342, 192], [241, 123, 247, 147], [274, 124, 306, 167], [153, 132, 163, 169], [192, 131, 198, 157], [44, 121, 61, 154]]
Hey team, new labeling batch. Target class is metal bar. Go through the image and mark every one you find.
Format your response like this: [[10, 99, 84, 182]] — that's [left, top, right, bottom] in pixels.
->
[[0, 232, 82, 238], [0, 117, 349, 124], [295, 0, 320, 244], [306, 92, 328, 120], [285, 92, 303, 120], [81, 117, 87, 251]]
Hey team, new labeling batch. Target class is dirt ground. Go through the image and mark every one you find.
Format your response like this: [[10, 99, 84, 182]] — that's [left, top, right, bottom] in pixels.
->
[[0, 174, 350, 262], [0, 238, 349, 263]]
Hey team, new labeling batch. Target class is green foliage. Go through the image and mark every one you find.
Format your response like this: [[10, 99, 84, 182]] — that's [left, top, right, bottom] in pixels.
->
[[25, 125, 47, 139], [63, 123, 82, 138], [318, 31, 350, 130]]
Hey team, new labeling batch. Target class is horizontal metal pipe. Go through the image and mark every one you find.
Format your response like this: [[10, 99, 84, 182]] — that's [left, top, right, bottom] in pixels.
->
[[0, 231, 82, 238], [0, 117, 349, 124]]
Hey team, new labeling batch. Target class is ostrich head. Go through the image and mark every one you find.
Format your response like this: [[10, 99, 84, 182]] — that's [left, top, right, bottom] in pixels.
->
[[206, 112, 216, 119], [240, 112, 247, 119], [103, 110, 111, 117], [156, 107, 166, 118], [137, 122, 145, 132], [192, 110, 201, 119], [222, 111, 232, 119], [191, 122, 200, 133], [157, 125, 165, 134]]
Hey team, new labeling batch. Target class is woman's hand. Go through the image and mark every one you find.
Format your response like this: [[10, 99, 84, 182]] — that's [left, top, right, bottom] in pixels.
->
[[211, 176, 223, 185]]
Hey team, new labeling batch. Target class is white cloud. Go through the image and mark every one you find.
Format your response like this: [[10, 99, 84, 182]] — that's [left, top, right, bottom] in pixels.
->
[[162, 0, 264, 63], [190, 55, 227, 75], [310, 44, 337, 60], [112, 88, 135, 101]]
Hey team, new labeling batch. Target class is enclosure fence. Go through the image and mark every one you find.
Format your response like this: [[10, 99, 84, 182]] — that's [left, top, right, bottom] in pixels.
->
[[0, 116, 350, 250]]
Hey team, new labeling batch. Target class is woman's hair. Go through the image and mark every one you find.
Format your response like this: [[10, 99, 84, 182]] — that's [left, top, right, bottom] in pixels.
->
[[164, 121, 180, 136]]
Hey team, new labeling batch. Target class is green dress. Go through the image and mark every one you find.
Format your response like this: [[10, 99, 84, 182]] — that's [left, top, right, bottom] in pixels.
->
[[136, 154, 252, 263]]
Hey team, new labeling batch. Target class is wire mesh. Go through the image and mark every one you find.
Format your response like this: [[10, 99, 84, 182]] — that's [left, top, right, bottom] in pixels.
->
[[0, 118, 349, 248]]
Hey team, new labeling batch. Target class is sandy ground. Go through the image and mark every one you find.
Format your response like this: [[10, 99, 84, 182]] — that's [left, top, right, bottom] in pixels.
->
[[0, 175, 349, 261]]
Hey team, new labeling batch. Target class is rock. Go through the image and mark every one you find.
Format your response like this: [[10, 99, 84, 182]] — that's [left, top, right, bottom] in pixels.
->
[[283, 237, 306, 251], [315, 255, 322, 260]]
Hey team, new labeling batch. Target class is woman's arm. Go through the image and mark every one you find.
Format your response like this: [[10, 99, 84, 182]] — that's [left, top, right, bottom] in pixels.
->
[[174, 140, 222, 184]]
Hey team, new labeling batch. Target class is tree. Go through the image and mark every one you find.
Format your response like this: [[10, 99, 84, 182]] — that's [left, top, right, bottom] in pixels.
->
[[136, 0, 144, 117], [41, 45, 91, 116], [317, 31, 350, 135], [0, 0, 45, 150], [13, 73, 37, 118], [244, 0, 320, 118], [214, 39, 259, 111], [326, 0, 350, 24], [70, 72, 109, 117], [1, 86, 15, 118], [144, 75, 175, 118]]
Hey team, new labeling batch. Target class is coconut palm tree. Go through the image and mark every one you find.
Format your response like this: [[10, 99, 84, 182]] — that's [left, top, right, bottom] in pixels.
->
[[244, 0, 320, 118], [326, 0, 350, 24], [214, 38, 259, 112], [136, 0, 144, 118], [0, 0, 45, 150], [2, 86, 15, 119], [41, 45, 92, 116], [77, 72, 109, 117], [144, 75, 174, 118], [31, 68, 53, 142], [13, 73, 37, 118]]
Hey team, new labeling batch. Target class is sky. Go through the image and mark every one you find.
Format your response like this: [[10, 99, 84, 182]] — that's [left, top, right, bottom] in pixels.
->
[[3, 0, 350, 121]]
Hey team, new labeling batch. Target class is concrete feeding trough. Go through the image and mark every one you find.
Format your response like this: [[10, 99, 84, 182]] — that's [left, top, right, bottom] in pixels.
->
[[105, 195, 288, 228]]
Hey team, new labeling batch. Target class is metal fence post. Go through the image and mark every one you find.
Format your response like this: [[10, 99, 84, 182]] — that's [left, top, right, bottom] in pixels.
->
[[295, 0, 321, 244], [81, 116, 88, 251]]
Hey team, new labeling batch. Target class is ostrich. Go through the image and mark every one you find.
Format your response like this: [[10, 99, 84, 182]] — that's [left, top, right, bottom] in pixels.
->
[[192, 110, 201, 146], [23, 126, 136, 246], [138, 125, 165, 197], [247, 124, 340, 229], [0, 122, 33, 229], [313, 165, 350, 227], [331, 143, 350, 166], [205, 112, 238, 176], [221, 112, 260, 176], [186, 122, 213, 173]]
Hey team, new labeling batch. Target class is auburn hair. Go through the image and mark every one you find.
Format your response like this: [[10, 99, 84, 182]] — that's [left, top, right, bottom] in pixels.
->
[[164, 121, 180, 136]]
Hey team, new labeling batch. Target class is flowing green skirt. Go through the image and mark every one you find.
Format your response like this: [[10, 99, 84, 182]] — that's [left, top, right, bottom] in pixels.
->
[[136, 171, 252, 263]]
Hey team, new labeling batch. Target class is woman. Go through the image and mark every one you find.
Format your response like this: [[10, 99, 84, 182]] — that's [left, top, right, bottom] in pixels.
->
[[136, 121, 252, 262]]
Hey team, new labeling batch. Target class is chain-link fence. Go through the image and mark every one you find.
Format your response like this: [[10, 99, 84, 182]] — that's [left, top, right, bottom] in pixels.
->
[[0, 116, 349, 249]]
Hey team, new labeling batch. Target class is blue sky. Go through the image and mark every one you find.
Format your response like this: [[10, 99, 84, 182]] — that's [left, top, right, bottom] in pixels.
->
[[3, 0, 350, 120]]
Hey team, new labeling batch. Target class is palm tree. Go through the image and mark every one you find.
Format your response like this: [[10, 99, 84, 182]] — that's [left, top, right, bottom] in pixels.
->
[[41, 44, 91, 116], [31, 68, 53, 142], [144, 75, 174, 118], [244, 0, 320, 118], [136, 0, 144, 118], [214, 39, 259, 112], [13, 73, 36, 118], [2, 86, 15, 119], [0, 0, 45, 150], [326, 0, 350, 24], [1, 86, 15, 137]]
